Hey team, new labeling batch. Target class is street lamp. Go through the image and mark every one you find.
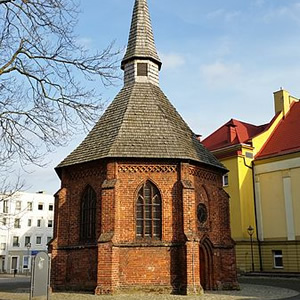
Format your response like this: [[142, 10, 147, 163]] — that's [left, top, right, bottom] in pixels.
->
[[247, 225, 255, 272], [26, 243, 31, 276]]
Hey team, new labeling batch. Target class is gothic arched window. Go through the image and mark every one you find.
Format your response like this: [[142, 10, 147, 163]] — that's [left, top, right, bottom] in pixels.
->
[[80, 185, 96, 242], [136, 181, 162, 239]]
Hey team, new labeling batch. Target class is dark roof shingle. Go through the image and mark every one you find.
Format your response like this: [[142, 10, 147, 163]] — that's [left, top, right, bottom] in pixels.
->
[[121, 0, 161, 69], [57, 83, 224, 170]]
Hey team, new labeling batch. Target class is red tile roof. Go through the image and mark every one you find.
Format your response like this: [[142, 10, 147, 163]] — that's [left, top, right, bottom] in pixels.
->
[[202, 119, 268, 151], [256, 101, 300, 159]]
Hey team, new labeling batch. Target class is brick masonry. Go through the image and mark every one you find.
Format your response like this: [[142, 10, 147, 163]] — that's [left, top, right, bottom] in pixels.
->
[[50, 158, 238, 294]]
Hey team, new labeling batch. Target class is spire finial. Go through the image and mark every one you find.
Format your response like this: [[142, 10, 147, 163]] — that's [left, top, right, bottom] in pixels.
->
[[121, 0, 161, 70]]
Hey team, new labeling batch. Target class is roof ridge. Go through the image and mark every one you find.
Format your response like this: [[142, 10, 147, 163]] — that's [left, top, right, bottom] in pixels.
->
[[256, 101, 300, 159], [108, 85, 135, 156], [232, 118, 263, 128], [255, 117, 283, 159]]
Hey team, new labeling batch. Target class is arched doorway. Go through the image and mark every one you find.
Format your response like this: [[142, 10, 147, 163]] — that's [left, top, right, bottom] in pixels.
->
[[199, 238, 214, 290]]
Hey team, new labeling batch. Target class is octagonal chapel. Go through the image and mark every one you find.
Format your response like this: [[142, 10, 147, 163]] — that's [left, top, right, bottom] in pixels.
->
[[50, 0, 238, 294]]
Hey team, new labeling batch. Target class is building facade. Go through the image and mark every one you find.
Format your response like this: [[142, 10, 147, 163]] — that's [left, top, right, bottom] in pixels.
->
[[254, 91, 300, 273], [50, 0, 238, 294], [203, 89, 300, 273], [0, 192, 54, 274]]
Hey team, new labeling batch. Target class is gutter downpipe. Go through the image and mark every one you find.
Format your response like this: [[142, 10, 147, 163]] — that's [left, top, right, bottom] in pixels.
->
[[251, 160, 263, 271], [242, 155, 263, 271]]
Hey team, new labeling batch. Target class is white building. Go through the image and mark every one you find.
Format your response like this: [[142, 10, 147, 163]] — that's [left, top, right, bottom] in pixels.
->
[[0, 191, 54, 274]]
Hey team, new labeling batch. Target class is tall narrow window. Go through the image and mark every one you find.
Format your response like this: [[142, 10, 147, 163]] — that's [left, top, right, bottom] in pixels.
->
[[273, 250, 283, 268], [15, 201, 21, 211], [136, 181, 162, 239], [27, 202, 33, 211], [14, 218, 20, 228], [3, 200, 8, 213], [80, 186, 96, 242], [13, 236, 19, 247]]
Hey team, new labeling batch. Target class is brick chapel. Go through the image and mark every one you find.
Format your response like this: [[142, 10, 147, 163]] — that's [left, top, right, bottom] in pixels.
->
[[50, 0, 238, 295]]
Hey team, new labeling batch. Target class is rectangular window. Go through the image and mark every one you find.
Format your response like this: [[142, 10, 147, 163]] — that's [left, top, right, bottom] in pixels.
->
[[25, 236, 31, 247], [38, 203, 43, 210], [0, 236, 6, 250], [3, 200, 8, 213], [27, 202, 33, 211], [28, 219, 32, 227], [13, 236, 19, 247], [36, 236, 42, 245], [245, 152, 254, 159], [11, 257, 18, 270], [2, 218, 7, 226], [47, 220, 53, 228], [49, 204, 53, 211], [137, 63, 148, 76], [47, 236, 52, 244], [15, 201, 21, 211], [273, 250, 283, 268], [23, 256, 29, 269], [223, 174, 229, 187], [14, 218, 21, 228], [37, 219, 41, 227]]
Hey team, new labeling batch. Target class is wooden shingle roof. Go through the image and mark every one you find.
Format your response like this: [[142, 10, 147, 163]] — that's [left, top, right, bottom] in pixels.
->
[[121, 0, 161, 70], [56, 0, 225, 172], [57, 83, 224, 170]]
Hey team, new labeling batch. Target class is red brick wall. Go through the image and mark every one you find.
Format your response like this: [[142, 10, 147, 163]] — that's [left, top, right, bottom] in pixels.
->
[[115, 161, 181, 243], [51, 161, 106, 290], [51, 159, 238, 293]]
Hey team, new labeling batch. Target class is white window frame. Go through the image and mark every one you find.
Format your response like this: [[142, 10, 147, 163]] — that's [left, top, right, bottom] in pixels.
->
[[23, 256, 30, 270], [38, 203, 44, 211], [37, 219, 41, 227], [36, 236, 42, 245], [47, 220, 53, 228], [27, 202, 33, 211], [3, 200, 8, 213], [273, 250, 284, 269], [15, 201, 21, 211], [223, 174, 229, 187], [14, 218, 21, 229], [24, 236, 31, 247], [12, 236, 19, 247], [11, 256, 19, 272]]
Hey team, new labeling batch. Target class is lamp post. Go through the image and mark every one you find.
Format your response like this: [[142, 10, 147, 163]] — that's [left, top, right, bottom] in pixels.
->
[[247, 226, 255, 272], [26, 243, 31, 276]]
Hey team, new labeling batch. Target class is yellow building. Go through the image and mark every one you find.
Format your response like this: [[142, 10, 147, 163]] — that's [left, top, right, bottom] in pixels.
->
[[203, 89, 300, 273]]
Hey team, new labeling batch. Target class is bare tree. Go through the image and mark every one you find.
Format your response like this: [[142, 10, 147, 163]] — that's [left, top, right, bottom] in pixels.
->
[[0, 0, 120, 196]]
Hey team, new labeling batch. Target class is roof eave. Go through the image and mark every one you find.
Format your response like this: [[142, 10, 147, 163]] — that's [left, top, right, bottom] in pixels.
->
[[121, 56, 162, 70]]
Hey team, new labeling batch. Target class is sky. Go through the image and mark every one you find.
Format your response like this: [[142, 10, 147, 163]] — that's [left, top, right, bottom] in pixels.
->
[[21, 0, 300, 195]]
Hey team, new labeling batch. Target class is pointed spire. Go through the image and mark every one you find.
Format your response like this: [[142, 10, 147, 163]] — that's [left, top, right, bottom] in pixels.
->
[[121, 0, 161, 70]]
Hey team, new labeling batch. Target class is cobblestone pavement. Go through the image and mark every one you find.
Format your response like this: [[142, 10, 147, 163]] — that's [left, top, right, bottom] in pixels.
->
[[0, 275, 299, 300], [0, 284, 298, 300], [239, 276, 300, 300]]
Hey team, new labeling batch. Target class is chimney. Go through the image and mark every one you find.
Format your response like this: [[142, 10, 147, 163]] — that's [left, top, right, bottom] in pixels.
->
[[274, 89, 293, 117], [226, 120, 237, 143], [195, 134, 202, 142]]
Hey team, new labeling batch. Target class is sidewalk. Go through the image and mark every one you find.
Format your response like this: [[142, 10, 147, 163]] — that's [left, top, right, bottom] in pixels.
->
[[0, 284, 298, 300], [243, 272, 300, 279]]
